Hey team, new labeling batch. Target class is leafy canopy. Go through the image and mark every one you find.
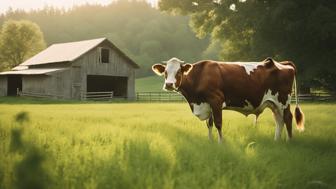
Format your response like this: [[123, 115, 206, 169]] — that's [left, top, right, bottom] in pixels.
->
[[0, 20, 46, 70]]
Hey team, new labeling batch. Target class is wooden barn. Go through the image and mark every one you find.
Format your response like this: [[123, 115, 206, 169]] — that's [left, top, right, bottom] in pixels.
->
[[0, 38, 139, 100]]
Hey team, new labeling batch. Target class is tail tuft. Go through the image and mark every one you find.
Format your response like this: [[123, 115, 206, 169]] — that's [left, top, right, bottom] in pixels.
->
[[295, 106, 305, 132]]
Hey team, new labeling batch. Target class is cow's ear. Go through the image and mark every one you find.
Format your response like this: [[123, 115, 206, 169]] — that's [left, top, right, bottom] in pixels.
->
[[152, 64, 166, 76], [182, 63, 193, 75]]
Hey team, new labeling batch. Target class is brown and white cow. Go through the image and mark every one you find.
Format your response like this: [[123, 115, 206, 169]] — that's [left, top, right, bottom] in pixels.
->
[[152, 57, 305, 142]]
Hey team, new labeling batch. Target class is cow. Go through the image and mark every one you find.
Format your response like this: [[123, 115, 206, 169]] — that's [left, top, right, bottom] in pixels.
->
[[152, 57, 305, 143]]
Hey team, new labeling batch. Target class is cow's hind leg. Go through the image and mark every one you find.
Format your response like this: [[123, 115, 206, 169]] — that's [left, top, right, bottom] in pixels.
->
[[206, 113, 214, 141], [211, 105, 223, 143], [254, 114, 259, 126], [272, 107, 284, 141], [283, 106, 293, 140]]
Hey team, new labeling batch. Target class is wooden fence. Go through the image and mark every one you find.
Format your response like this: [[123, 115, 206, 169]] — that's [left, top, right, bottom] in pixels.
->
[[297, 92, 336, 101], [136, 92, 336, 102], [16, 90, 336, 102], [81, 91, 114, 101], [136, 92, 185, 102], [18, 91, 64, 99]]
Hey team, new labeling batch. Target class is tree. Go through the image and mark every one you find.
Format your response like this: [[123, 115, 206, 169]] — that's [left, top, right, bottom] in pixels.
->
[[0, 20, 46, 70], [159, 0, 336, 91]]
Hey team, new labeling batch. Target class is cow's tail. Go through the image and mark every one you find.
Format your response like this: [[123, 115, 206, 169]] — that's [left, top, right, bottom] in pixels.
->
[[293, 76, 305, 132]]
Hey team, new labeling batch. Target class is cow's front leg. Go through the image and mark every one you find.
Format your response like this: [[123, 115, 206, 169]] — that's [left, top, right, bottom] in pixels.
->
[[206, 113, 214, 141], [211, 104, 223, 143]]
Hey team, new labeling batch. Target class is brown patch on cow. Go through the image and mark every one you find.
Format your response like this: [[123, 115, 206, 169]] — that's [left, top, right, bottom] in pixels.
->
[[175, 69, 182, 88], [181, 64, 193, 74]]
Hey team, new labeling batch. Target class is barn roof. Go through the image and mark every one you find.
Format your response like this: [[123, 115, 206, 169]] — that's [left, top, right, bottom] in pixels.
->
[[19, 38, 139, 68], [0, 68, 67, 75]]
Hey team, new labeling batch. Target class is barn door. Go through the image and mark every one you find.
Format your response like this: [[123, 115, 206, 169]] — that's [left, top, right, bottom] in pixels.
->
[[7, 75, 22, 96]]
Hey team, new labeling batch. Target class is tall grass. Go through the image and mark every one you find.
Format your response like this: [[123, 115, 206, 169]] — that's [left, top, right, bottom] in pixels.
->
[[0, 102, 335, 189]]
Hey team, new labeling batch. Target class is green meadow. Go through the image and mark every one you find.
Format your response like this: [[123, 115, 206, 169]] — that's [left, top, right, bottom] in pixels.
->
[[135, 76, 164, 92], [0, 99, 335, 189]]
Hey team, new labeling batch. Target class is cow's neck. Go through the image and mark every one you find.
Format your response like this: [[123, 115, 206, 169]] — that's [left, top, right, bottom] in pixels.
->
[[178, 75, 196, 102]]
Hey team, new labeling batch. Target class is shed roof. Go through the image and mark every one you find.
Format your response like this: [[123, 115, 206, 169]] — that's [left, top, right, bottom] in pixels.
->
[[19, 38, 139, 68], [0, 68, 67, 75]]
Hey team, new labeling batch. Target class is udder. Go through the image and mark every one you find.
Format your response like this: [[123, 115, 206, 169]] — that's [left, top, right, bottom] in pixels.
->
[[192, 103, 211, 120]]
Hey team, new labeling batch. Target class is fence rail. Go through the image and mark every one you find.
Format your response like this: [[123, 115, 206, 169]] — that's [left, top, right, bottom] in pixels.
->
[[18, 91, 64, 99], [136, 92, 336, 102], [82, 91, 114, 100], [14, 90, 336, 102], [296, 92, 336, 101], [136, 92, 185, 102]]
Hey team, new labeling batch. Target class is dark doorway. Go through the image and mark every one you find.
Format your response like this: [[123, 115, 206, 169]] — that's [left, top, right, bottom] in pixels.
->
[[87, 75, 128, 97], [7, 75, 22, 96]]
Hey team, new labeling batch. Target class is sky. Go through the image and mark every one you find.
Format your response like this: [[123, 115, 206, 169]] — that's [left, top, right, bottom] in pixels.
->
[[0, 0, 158, 14]]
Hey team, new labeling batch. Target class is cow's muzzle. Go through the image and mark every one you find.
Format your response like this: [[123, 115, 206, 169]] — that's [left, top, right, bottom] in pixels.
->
[[164, 83, 175, 91]]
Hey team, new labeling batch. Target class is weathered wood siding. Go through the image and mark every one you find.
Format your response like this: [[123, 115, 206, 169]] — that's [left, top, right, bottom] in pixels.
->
[[22, 75, 53, 95], [21, 71, 71, 99], [52, 70, 71, 99], [0, 76, 7, 96], [71, 42, 136, 99]]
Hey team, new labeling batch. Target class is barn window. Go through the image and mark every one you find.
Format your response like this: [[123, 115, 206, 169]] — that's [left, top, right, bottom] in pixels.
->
[[100, 48, 110, 63]]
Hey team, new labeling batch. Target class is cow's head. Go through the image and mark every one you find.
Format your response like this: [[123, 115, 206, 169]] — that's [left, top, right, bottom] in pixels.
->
[[152, 57, 193, 91]]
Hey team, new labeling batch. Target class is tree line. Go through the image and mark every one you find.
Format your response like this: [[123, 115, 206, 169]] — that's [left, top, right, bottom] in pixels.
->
[[0, 1, 212, 77]]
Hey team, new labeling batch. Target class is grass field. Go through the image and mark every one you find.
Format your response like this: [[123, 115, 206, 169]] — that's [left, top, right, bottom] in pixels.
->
[[0, 99, 335, 189]]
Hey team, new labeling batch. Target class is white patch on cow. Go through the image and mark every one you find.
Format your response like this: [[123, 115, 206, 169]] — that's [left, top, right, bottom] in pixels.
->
[[192, 103, 211, 120], [223, 90, 291, 117], [273, 109, 284, 140], [165, 61, 180, 83], [162, 57, 184, 90], [224, 62, 263, 75], [260, 90, 291, 116]]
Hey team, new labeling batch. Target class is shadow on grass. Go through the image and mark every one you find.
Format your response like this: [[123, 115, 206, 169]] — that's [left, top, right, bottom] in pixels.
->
[[98, 126, 279, 189], [8, 111, 51, 189], [97, 124, 335, 189]]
